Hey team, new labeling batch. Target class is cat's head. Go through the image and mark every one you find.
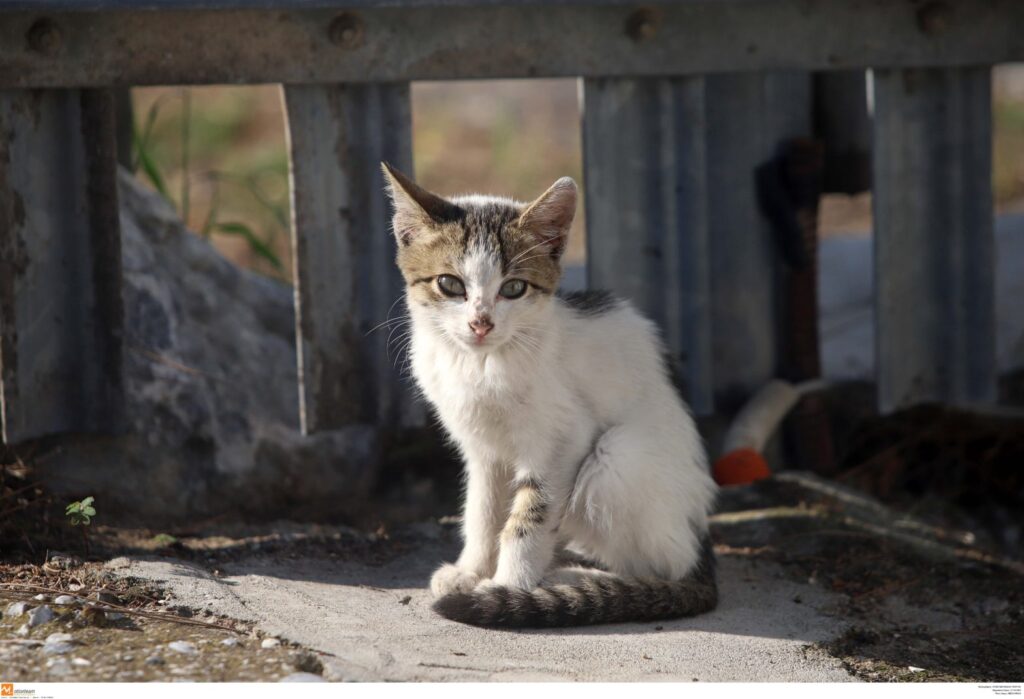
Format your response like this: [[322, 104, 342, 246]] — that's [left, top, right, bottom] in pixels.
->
[[382, 163, 576, 353]]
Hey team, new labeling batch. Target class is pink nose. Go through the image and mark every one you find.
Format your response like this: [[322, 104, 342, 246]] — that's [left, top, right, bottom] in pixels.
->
[[469, 317, 494, 338]]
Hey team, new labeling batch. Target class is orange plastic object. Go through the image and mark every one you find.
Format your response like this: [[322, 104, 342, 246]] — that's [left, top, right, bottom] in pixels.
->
[[713, 448, 771, 486]]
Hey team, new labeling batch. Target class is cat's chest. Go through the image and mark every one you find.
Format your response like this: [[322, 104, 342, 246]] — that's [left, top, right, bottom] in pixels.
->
[[413, 342, 531, 430]]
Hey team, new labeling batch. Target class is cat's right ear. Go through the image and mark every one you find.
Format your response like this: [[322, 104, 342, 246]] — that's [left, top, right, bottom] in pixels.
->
[[381, 162, 461, 245]]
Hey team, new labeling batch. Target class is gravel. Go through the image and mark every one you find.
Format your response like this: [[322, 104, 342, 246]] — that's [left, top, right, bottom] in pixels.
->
[[5, 602, 30, 617], [26, 606, 55, 628], [42, 640, 77, 656]]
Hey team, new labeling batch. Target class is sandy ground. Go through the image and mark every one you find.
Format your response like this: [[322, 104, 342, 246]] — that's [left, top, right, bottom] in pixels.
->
[[118, 531, 853, 682]]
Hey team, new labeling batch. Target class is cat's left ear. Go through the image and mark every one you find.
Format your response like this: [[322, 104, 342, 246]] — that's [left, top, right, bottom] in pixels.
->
[[381, 161, 462, 245], [518, 177, 577, 259]]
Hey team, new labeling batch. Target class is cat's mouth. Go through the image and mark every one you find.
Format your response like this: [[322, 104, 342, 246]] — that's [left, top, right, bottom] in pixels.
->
[[467, 332, 493, 349], [458, 328, 501, 351]]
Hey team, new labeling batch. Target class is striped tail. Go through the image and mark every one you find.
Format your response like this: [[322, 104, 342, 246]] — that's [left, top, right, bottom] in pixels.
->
[[432, 540, 717, 628]]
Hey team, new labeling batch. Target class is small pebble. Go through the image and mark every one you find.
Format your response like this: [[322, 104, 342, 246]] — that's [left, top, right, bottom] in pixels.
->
[[145, 655, 165, 666], [72, 658, 92, 667], [43, 641, 76, 656], [77, 606, 106, 627], [95, 591, 119, 605], [54, 595, 78, 606], [27, 605, 56, 628], [168, 641, 198, 655], [221, 638, 241, 647], [46, 657, 72, 676], [16, 624, 29, 636], [121, 654, 134, 662], [46, 632, 74, 643], [261, 638, 281, 649], [5, 601, 30, 617], [399, 595, 412, 605], [279, 672, 325, 683], [33, 593, 48, 602]]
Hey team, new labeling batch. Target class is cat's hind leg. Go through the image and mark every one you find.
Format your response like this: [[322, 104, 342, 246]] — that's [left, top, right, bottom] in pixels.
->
[[565, 421, 714, 581]]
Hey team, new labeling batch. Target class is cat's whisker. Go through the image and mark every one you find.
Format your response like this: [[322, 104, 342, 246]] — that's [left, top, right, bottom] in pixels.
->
[[509, 252, 556, 267], [386, 322, 412, 349], [391, 335, 415, 370], [385, 331, 412, 357], [507, 237, 554, 266], [387, 335, 413, 361], [388, 332, 414, 361], [366, 316, 404, 336], [366, 296, 408, 336]]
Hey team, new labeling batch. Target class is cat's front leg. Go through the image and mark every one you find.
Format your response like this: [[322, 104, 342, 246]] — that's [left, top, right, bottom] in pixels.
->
[[489, 473, 567, 591], [430, 457, 509, 597]]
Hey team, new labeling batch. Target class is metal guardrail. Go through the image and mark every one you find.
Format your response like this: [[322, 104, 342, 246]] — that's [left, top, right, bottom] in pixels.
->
[[1, 1, 1016, 443]]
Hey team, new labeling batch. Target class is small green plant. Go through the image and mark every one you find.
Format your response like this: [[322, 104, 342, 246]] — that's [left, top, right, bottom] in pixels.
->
[[151, 533, 178, 547], [65, 496, 96, 526]]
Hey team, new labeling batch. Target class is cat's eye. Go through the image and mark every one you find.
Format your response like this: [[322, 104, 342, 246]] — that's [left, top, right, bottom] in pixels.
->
[[499, 279, 527, 300], [436, 274, 466, 298]]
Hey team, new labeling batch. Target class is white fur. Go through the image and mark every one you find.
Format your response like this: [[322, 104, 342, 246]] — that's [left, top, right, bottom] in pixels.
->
[[406, 217, 717, 594]]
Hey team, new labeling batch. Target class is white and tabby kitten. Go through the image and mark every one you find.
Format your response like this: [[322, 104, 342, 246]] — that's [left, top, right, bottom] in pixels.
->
[[382, 163, 718, 627]]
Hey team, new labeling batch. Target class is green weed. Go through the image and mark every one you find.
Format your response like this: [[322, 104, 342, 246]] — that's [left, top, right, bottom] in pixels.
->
[[65, 496, 96, 527]]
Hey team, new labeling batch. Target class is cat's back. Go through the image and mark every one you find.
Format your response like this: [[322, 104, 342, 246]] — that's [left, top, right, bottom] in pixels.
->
[[556, 289, 663, 357], [555, 290, 674, 407]]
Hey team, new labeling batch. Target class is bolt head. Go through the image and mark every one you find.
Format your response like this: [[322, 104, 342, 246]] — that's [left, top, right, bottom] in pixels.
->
[[27, 18, 61, 56], [329, 13, 364, 49], [625, 8, 660, 42]]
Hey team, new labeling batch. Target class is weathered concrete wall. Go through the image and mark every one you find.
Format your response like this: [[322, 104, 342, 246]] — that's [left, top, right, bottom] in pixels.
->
[[33, 172, 379, 526]]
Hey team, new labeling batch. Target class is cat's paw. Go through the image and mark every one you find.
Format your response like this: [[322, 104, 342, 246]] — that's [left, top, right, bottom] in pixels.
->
[[430, 564, 482, 598]]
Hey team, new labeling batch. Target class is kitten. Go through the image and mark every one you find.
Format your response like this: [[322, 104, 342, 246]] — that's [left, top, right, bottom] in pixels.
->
[[382, 163, 718, 627]]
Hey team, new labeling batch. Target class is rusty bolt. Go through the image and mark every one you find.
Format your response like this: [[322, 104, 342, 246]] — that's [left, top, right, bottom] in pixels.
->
[[625, 8, 659, 42], [328, 12, 365, 50], [917, 1, 951, 36], [27, 18, 61, 56]]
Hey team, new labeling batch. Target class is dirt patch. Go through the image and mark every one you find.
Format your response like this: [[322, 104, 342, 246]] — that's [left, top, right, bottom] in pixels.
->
[[822, 624, 1024, 682], [714, 474, 1024, 682], [0, 559, 325, 681]]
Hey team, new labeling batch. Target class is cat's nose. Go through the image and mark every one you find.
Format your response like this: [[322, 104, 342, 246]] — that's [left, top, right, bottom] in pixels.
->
[[469, 317, 494, 338]]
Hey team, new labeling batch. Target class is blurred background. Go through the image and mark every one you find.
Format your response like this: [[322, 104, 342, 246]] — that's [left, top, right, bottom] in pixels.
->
[[128, 66, 1024, 282]]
